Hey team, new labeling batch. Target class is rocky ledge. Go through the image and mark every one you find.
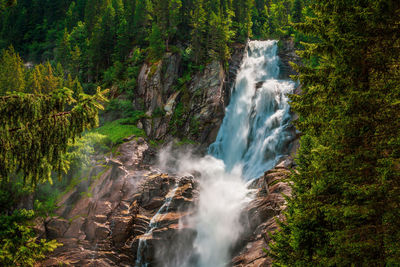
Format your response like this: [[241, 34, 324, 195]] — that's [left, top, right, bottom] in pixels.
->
[[232, 158, 293, 267], [38, 137, 293, 267], [134, 44, 246, 145], [38, 138, 199, 266]]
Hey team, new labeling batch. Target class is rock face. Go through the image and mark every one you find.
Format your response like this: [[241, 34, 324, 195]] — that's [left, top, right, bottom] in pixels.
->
[[135, 45, 245, 145], [278, 38, 301, 79], [40, 43, 298, 266], [39, 139, 199, 267], [231, 158, 294, 267], [40, 138, 293, 267]]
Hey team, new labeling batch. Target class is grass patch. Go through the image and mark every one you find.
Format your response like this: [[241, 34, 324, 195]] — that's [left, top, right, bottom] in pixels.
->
[[94, 118, 146, 145], [175, 138, 197, 146]]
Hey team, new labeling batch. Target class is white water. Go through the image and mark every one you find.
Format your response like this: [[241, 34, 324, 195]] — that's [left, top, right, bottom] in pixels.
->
[[138, 40, 295, 266], [176, 155, 253, 267], [209, 40, 295, 180], [136, 184, 179, 267]]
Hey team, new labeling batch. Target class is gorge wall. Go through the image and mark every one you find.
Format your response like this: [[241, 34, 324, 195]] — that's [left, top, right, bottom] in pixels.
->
[[38, 40, 299, 267], [134, 44, 246, 145]]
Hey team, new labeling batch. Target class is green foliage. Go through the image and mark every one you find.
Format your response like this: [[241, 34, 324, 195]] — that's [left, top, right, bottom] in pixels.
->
[[0, 209, 61, 267], [269, 1, 400, 266], [169, 102, 187, 136], [0, 0, 15, 13], [0, 47, 26, 94], [148, 23, 165, 61], [0, 86, 109, 186], [94, 117, 146, 145], [66, 132, 109, 170]]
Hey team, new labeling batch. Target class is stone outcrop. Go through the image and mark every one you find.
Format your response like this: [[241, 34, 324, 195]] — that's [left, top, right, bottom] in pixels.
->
[[231, 158, 294, 267], [39, 137, 294, 267], [135, 44, 246, 145], [39, 42, 299, 266], [278, 38, 301, 79], [39, 139, 199, 267]]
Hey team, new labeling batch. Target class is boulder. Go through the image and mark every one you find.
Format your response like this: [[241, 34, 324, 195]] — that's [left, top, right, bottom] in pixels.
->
[[46, 217, 69, 239]]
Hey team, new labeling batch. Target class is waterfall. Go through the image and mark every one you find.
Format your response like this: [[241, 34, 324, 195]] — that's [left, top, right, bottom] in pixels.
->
[[209, 40, 295, 180], [137, 40, 295, 266], [186, 40, 295, 266], [136, 184, 179, 267]]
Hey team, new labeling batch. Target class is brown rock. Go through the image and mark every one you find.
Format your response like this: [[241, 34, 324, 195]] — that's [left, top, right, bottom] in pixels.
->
[[46, 217, 69, 239]]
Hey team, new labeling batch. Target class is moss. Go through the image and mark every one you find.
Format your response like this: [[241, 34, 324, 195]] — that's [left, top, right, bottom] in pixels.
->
[[189, 116, 201, 136], [80, 191, 92, 198], [169, 102, 186, 136], [149, 139, 165, 147], [93, 118, 146, 145], [175, 138, 197, 146], [152, 107, 166, 118], [148, 61, 160, 79]]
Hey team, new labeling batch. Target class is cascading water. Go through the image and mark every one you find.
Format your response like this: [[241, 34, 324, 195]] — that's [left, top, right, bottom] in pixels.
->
[[209, 40, 295, 180], [136, 184, 179, 267], [137, 40, 295, 266], [185, 40, 295, 267]]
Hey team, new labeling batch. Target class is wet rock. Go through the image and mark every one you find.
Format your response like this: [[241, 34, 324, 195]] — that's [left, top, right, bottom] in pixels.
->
[[41, 138, 198, 266], [232, 163, 292, 267]]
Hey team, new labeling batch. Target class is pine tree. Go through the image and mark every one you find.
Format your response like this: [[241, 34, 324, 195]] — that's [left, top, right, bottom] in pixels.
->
[[28, 62, 62, 94], [233, 0, 254, 42], [291, 0, 302, 23], [148, 23, 165, 60], [208, 8, 234, 62], [114, 18, 131, 62], [0, 47, 25, 94], [69, 45, 82, 77], [269, 1, 400, 265], [190, 0, 207, 64], [168, 0, 182, 48], [0, 86, 109, 186], [89, 4, 116, 80], [56, 29, 72, 68], [132, 0, 151, 45], [84, 0, 109, 34]]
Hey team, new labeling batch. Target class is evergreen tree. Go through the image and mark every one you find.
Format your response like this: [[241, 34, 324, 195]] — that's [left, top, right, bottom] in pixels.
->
[[148, 23, 165, 60], [291, 0, 302, 23], [114, 18, 131, 62], [208, 9, 234, 62], [168, 0, 182, 48], [0, 86, 109, 186], [132, 0, 151, 44], [233, 0, 254, 42], [89, 4, 116, 80], [56, 29, 72, 68], [191, 0, 207, 64], [84, 0, 109, 34], [269, 1, 400, 265], [0, 47, 26, 94]]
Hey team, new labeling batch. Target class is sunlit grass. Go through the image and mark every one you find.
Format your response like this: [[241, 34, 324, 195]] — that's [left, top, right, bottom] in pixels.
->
[[93, 118, 146, 145]]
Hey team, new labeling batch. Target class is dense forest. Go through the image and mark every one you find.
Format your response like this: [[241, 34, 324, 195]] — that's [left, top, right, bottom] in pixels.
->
[[0, 0, 399, 266]]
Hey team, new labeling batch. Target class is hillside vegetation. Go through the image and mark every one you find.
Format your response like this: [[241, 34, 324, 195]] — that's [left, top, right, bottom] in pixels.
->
[[0, 0, 399, 266]]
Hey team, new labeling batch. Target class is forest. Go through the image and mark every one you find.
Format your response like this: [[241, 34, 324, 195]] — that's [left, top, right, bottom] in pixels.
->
[[0, 0, 399, 266]]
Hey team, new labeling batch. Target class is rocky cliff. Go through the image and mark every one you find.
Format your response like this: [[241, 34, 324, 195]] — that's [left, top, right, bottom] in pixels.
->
[[135, 44, 245, 145], [38, 138, 294, 267], [39, 138, 197, 266], [39, 41, 299, 266]]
